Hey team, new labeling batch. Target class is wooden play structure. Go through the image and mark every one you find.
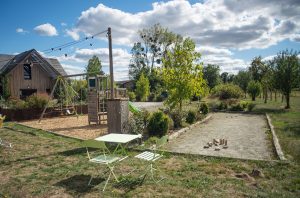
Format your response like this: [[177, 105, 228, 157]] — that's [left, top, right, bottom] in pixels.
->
[[87, 75, 109, 125]]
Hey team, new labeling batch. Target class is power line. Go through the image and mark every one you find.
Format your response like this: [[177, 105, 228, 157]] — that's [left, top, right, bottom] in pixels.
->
[[42, 29, 108, 54]]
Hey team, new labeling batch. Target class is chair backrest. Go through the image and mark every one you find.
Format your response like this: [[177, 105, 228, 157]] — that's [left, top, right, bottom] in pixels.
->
[[82, 139, 108, 150]]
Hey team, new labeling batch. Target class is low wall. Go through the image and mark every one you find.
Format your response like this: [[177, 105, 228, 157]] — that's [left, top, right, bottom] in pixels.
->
[[0, 105, 88, 121]]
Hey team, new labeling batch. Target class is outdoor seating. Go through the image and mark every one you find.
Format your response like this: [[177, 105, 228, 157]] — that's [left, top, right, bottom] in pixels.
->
[[135, 135, 168, 183], [82, 139, 124, 191]]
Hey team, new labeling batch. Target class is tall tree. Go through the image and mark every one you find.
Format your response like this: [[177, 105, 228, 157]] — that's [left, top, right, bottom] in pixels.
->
[[85, 55, 103, 76], [203, 64, 221, 90], [234, 70, 252, 98], [220, 72, 234, 83], [135, 73, 150, 102], [129, 24, 182, 89], [271, 50, 300, 109], [162, 38, 207, 111]]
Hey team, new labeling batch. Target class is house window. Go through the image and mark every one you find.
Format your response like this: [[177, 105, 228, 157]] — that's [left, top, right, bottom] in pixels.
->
[[24, 64, 32, 80]]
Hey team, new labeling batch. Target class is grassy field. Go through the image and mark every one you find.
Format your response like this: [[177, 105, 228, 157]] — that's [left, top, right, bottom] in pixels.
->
[[0, 92, 299, 197]]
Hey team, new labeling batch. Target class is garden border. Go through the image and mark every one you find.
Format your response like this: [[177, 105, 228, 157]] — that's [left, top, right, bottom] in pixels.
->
[[168, 114, 212, 140], [265, 114, 286, 160]]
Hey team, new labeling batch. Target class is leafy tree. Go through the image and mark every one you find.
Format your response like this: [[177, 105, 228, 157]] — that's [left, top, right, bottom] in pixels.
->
[[162, 38, 207, 111], [85, 55, 103, 76], [203, 64, 221, 90], [136, 73, 150, 102], [233, 70, 251, 98], [249, 56, 265, 81], [247, 80, 261, 101], [220, 72, 234, 83], [129, 24, 182, 92], [271, 50, 300, 108]]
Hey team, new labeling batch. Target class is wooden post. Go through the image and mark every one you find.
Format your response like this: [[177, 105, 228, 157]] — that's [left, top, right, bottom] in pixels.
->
[[108, 27, 114, 99]]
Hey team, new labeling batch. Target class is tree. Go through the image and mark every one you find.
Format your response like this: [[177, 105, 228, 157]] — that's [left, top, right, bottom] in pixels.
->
[[247, 80, 261, 101], [135, 73, 150, 102], [129, 24, 182, 91], [85, 55, 103, 76], [220, 72, 234, 83], [162, 38, 207, 111], [271, 50, 300, 109], [233, 70, 251, 98], [203, 64, 221, 90]]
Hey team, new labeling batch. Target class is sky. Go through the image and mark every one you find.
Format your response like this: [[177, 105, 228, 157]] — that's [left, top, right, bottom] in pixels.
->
[[0, 0, 299, 80]]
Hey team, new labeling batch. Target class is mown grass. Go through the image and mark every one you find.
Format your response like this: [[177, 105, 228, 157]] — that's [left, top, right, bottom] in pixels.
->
[[1, 122, 299, 197]]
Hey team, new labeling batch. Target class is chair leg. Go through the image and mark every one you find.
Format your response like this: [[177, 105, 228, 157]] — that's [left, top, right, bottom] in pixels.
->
[[88, 176, 93, 186], [108, 166, 119, 182], [103, 171, 112, 191]]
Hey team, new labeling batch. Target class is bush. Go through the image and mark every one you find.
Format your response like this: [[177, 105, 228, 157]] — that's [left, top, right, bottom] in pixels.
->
[[170, 109, 184, 129], [25, 95, 48, 109], [247, 103, 256, 111], [168, 116, 174, 130], [247, 81, 261, 101], [230, 103, 244, 111], [147, 111, 169, 137], [240, 101, 249, 109], [186, 110, 196, 124], [217, 102, 228, 110], [7, 98, 27, 110], [127, 91, 136, 101], [199, 103, 209, 114], [211, 84, 243, 100], [128, 110, 150, 135]]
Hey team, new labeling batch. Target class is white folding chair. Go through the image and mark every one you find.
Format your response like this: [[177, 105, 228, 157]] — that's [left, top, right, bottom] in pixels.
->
[[135, 136, 168, 183], [82, 139, 124, 191]]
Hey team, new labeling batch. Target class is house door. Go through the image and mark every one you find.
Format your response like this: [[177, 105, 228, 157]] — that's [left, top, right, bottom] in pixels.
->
[[20, 89, 37, 100]]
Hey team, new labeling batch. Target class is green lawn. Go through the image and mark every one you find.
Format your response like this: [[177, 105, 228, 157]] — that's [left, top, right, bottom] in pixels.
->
[[1, 121, 299, 197]]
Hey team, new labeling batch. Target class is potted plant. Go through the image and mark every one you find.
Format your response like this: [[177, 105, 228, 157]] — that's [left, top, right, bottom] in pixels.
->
[[0, 114, 6, 128]]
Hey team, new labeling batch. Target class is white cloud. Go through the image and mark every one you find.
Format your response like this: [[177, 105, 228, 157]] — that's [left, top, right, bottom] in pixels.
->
[[34, 23, 58, 36], [66, 29, 80, 40], [72, 0, 300, 49], [16, 28, 29, 34]]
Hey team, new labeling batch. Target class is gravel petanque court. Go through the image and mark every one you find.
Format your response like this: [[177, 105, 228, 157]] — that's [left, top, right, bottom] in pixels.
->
[[165, 112, 275, 160]]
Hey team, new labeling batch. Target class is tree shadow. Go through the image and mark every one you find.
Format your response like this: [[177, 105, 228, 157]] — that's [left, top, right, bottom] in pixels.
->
[[55, 174, 105, 194]]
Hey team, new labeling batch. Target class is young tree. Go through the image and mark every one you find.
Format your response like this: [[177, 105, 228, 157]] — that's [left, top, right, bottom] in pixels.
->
[[135, 73, 150, 102], [271, 50, 300, 108], [162, 38, 207, 111], [85, 55, 103, 76], [247, 80, 261, 101], [203, 64, 221, 90], [233, 70, 251, 98]]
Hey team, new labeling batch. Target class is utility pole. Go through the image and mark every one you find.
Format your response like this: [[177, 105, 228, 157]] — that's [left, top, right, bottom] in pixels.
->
[[107, 27, 114, 99]]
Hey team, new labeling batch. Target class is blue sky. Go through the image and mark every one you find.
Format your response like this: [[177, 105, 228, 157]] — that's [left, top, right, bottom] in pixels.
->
[[1, 0, 299, 80]]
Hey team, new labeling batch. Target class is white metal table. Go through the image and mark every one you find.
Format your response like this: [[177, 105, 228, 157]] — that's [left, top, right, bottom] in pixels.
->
[[95, 133, 142, 157]]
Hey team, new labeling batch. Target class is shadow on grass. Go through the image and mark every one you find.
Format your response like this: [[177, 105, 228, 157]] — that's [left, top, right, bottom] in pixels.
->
[[253, 108, 286, 114], [113, 176, 143, 192], [55, 174, 105, 194]]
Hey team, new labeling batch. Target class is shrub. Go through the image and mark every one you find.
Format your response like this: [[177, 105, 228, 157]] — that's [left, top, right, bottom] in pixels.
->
[[240, 101, 249, 109], [199, 103, 209, 114], [127, 91, 136, 101], [217, 102, 228, 110], [247, 81, 261, 101], [170, 109, 184, 129], [168, 116, 174, 130], [211, 84, 243, 100], [7, 98, 27, 110], [186, 110, 196, 124], [128, 110, 150, 135], [147, 111, 169, 137], [247, 103, 256, 111], [25, 95, 48, 109], [230, 103, 244, 111]]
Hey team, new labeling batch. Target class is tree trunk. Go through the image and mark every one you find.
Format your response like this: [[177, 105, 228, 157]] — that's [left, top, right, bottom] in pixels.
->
[[281, 94, 284, 103], [285, 92, 290, 109], [244, 91, 247, 98], [264, 88, 267, 104], [252, 95, 255, 101], [179, 99, 183, 112], [270, 90, 272, 101], [275, 91, 277, 102]]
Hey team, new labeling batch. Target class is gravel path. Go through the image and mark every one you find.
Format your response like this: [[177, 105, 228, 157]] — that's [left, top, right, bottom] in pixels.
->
[[165, 112, 274, 160]]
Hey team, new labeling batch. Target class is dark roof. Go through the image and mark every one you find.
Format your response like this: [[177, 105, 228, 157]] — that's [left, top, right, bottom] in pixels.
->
[[0, 49, 67, 77]]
